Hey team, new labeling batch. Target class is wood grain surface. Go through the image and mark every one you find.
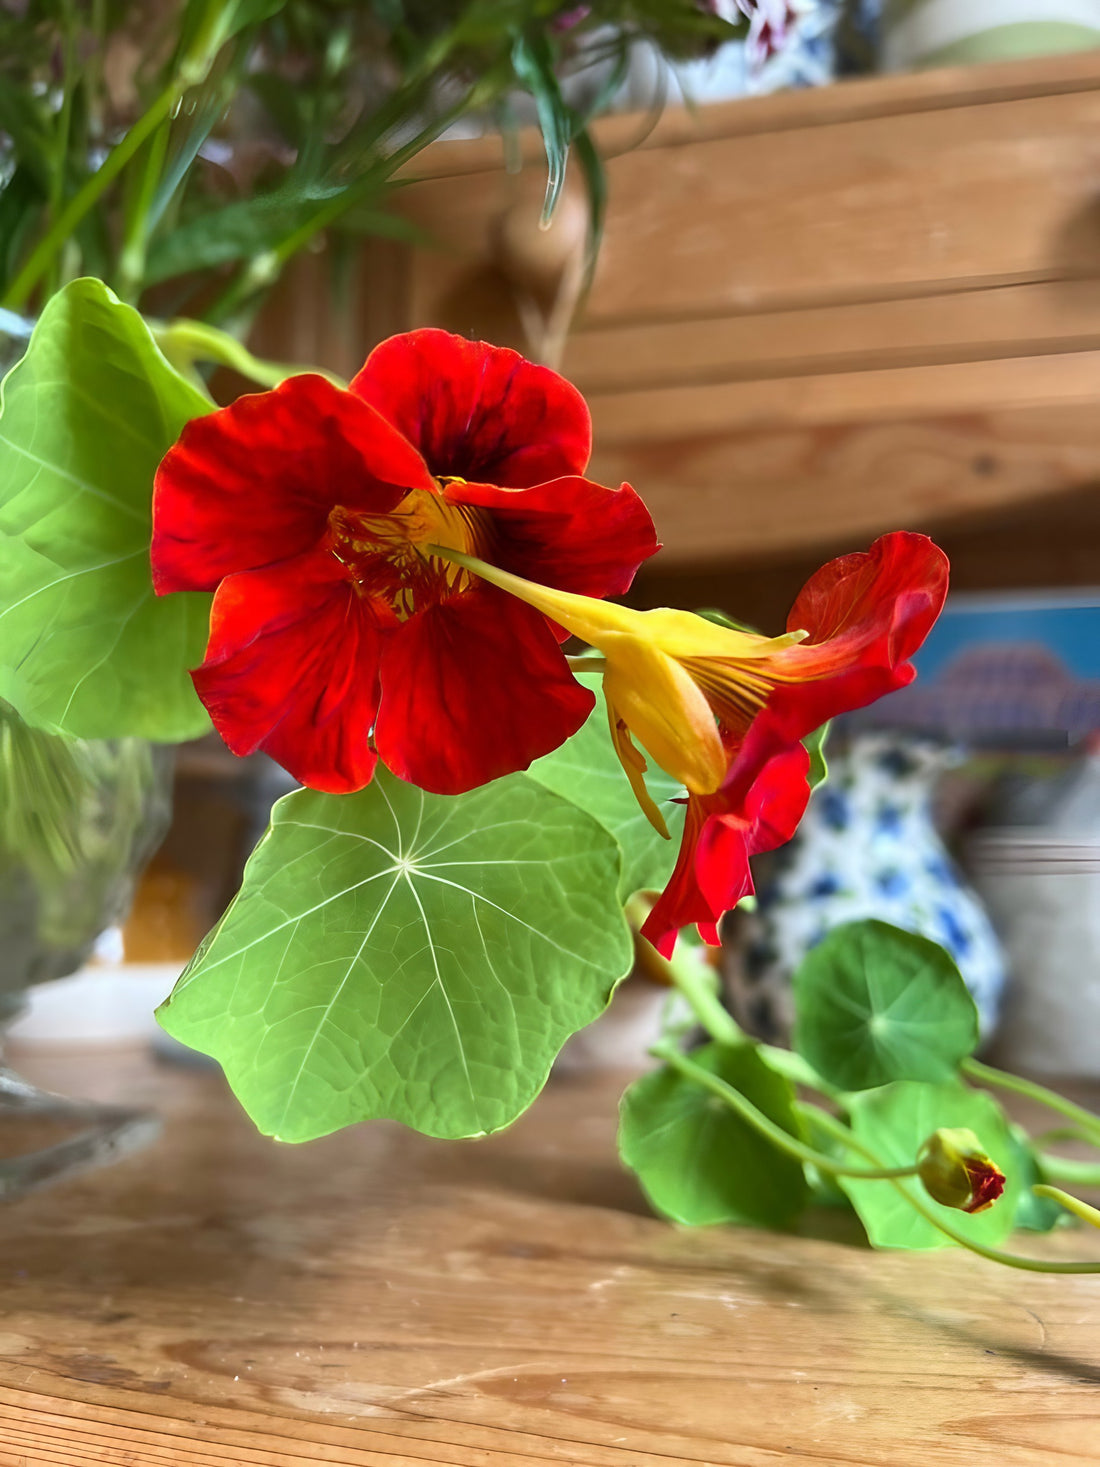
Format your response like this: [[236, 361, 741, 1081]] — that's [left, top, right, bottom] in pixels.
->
[[1, 1045, 1099, 1466]]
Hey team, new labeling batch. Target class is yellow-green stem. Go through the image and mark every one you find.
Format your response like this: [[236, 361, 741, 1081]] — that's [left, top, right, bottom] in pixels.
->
[[1033, 1185, 1100, 1229]]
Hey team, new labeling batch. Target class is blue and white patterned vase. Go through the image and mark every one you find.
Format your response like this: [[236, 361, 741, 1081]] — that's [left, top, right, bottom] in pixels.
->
[[726, 732, 1005, 1042]]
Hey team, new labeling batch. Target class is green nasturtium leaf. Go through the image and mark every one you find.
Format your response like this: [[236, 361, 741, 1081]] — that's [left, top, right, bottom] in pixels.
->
[[618, 1042, 810, 1227], [792, 920, 979, 1092], [528, 672, 686, 899], [0, 277, 213, 741], [840, 1080, 1020, 1250], [158, 770, 634, 1142]]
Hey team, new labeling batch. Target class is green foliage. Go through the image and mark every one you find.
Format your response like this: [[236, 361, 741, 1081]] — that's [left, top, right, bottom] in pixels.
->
[[792, 920, 979, 1092], [0, 279, 213, 741], [619, 1042, 810, 1227], [528, 672, 685, 899], [840, 1081, 1021, 1250], [158, 770, 634, 1142]]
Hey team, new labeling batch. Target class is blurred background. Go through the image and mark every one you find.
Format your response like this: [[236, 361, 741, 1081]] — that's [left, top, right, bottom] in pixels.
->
[[5, 0, 1100, 1080]]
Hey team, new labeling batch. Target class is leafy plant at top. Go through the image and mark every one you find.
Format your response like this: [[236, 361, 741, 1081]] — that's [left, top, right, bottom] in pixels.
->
[[792, 920, 979, 1092], [619, 1042, 810, 1228], [158, 769, 634, 1142], [528, 671, 686, 900], [0, 279, 213, 742], [0, 1, 743, 319], [840, 1079, 1020, 1250]]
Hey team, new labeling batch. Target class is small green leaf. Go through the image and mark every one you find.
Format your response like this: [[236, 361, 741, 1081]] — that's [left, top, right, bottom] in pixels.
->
[[618, 1042, 810, 1228], [158, 769, 633, 1142], [840, 1080, 1020, 1249], [0, 278, 213, 741], [804, 721, 830, 791], [528, 672, 685, 899], [511, 32, 573, 226], [792, 920, 979, 1092]]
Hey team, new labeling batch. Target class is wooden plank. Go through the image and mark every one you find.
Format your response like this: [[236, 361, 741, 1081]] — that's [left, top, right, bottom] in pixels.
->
[[588, 351, 1100, 440], [1, 1049, 1100, 1467], [398, 85, 1100, 331], [401, 48, 1100, 180], [587, 400, 1100, 563], [562, 280, 1100, 394]]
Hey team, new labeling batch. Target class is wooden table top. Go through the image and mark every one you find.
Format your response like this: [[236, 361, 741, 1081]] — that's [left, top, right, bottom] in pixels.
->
[[1, 1045, 1099, 1467]]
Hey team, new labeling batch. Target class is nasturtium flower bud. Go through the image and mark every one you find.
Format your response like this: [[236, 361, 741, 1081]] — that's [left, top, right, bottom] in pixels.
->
[[918, 1127, 1006, 1214]]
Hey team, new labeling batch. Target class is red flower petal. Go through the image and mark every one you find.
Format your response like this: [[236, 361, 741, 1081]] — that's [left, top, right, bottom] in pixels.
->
[[771, 531, 950, 739], [192, 547, 382, 794], [153, 374, 434, 594], [350, 329, 591, 487], [373, 585, 595, 795], [643, 533, 946, 955], [641, 742, 811, 958], [444, 475, 659, 605]]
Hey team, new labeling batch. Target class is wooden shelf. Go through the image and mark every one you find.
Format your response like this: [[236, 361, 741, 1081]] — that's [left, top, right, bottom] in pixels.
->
[[253, 49, 1100, 573], [2, 1045, 1100, 1464]]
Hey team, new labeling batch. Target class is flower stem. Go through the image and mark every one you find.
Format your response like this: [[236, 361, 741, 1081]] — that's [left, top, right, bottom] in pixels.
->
[[649, 1040, 921, 1180], [962, 1058, 1100, 1148], [803, 1106, 1100, 1273], [626, 898, 740, 1046], [1033, 1185, 1100, 1229]]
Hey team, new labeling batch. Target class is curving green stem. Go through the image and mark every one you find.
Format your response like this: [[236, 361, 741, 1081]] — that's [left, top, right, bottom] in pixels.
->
[[962, 1058, 1100, 1148], [803, 1105, 1100, 1274], [1033, 1185, 1100, 1229], [649, 1040, 921, 1181], [149, 318, 346, 391]]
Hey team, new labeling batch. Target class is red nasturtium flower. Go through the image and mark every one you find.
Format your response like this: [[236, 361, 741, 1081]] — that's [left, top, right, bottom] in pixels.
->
[[151, 329, 658, 795], [441, 532, 949, 954]]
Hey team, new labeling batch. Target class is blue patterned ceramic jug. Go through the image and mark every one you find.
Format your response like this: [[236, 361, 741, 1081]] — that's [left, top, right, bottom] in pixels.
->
[[727, 733, 1005, 1042]]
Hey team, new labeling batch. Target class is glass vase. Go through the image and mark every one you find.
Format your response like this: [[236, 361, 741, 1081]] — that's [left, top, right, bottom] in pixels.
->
[[0, 702, 173, 1197]]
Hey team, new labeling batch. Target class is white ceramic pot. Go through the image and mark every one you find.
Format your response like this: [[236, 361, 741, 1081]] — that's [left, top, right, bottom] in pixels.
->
[[881, 0, 1100, 71]]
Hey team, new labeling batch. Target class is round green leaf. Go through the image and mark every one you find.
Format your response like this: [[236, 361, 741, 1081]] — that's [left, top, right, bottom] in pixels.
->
[[528, 671, 686, 899], [618, 1042, 810, 1228], [792, 920, 979, 1092], [840, 1079, 1020, 1250], [0, 278, 213, 740], [158, 770, 634, 1142]]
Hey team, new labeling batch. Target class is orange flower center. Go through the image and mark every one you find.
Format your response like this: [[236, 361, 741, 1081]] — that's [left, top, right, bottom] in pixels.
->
[[328, 484, 491, 623]]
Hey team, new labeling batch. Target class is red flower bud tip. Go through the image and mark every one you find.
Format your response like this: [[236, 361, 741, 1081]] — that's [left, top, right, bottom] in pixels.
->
[[918, 1128, 1006, 1214]]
